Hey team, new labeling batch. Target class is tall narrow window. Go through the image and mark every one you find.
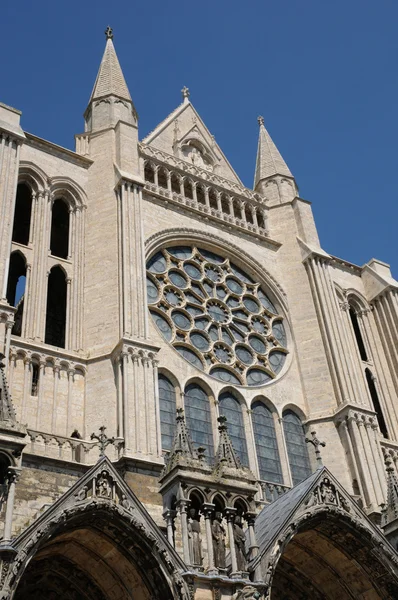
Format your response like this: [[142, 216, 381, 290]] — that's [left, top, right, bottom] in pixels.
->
[[184, 383, 214, 460], [45, 266, 67, 348], [31, 362, 39, 396], [282, 410, 311, 485], [6, 251, 27, 337], [158, 374, 176, 451], [349, 306, 368, 361], [50, 199, 69, 259], [365, 368, 388, 438], [218, 392, 248, 466], [252, 401, 283, 483], [12, 184, 32, 246]]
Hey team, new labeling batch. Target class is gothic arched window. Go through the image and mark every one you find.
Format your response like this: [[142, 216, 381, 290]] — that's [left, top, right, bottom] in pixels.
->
[[282, 409, 311, 485], [349, 306, 368, 361], [184, 383, 214, 460], [50, 199, 69, 259], [158, 374, 176, 451], [365, 368, 388, 438], [6, 251, 27, 337], [218, 392, 248, 467], [45, 266, 67, 348], [252, 401, 283, 483], [12, 183, 32, 246]]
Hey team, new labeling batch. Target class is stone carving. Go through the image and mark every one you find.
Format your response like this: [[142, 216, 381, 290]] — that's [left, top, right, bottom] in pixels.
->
[[233, 515, 247, 572], [188, 508, 202, 566], [96, 469, 112, 498], [74, 485, 88, 502], [212, 511, 226, 569], [232, 585, 262, 600], [305, 476, 350, 512]]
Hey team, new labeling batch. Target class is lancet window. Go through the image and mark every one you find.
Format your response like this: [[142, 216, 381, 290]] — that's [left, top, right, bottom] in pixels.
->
[[6, 251, 27, 337], [349, 306, 368, 362], [50, 199, 70, 259], [252, 400, 283, 483], [218, 392, 248, 466], [282, 409, 311, 485], [365, 368, 388, 438], [12, 183, 32, 246], [184, 383, 214, 460], [45, 266, 67, 348], [158, 374, 177, 451]]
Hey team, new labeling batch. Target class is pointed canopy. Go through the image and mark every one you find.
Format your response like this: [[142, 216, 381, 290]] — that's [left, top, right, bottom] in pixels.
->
[[382, 454, 398, 527], [254, 116, 293, 190], [89, 31, 132, 104], [0, 353, 16, 423]]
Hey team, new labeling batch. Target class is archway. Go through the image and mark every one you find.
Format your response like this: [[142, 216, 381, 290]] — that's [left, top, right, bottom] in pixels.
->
[[270, 512, 398, 599], [11, 504, 184, 600]]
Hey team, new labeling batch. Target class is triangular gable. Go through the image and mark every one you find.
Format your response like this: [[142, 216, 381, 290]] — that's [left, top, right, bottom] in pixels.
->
[[142, 100, 243, 185], [253, 466, 396, 566], [12, 456, 187, 573]]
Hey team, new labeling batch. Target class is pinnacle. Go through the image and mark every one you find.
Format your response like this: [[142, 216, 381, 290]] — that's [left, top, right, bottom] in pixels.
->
[[0, 353, 16, 423], [89, 31, 132, 104], [254, 117, 293, 190]]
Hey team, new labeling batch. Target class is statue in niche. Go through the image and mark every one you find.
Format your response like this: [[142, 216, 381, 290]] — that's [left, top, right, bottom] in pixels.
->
[[212, 511, 226, 569], [188, 507, 203, 566], [233, 514, 247, 572], [96, 470, 112, 498]]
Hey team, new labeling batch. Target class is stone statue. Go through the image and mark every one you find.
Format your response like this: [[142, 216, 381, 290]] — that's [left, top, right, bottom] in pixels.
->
[[212, 511, 226, 569], [233, 515, 247, 572], [188, 508, 202, 565], [96, 470, 112, 498]]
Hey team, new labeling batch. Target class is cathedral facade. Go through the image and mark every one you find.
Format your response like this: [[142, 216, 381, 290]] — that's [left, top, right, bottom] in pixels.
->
[[0, 28, 397, 599]]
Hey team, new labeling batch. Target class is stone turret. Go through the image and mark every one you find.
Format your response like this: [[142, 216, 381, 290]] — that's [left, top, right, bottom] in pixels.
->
[[254, 116, 297, 205]]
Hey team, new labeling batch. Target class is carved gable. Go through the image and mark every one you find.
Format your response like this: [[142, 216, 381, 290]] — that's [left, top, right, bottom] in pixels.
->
[[142, 101, 242, 184]]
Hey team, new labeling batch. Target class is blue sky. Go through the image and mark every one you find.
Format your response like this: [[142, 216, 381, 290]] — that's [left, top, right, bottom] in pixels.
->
[[3, 0, 397, 275]]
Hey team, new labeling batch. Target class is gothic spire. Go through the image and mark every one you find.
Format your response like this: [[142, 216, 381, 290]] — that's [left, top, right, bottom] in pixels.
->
[[381, 454, 398, 527], [0, 354, 16, 423], [162, 409, 207, 476], [214, 415, 241, 470], [89, 27, 132, 104], [254, 116, 293, 191]]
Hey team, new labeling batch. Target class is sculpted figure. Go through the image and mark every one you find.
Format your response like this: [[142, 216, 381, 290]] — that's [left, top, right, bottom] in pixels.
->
[[96, 470, 112, 498], [212, 511, 226, 569], [233, 515, 247, 572], [187, 508, 202, 565]]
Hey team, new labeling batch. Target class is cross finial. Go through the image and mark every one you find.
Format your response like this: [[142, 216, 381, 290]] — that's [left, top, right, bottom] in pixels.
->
[[105, 26, 113, 40], [91, 425, 115, 457], [181, 86, 190, 101], [257, 115, 264, 127], [305, 430, 326, 468]]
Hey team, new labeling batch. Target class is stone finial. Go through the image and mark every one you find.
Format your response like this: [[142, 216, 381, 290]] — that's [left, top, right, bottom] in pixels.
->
[[90, 425, 115, 458], [305, 430, 326, 468], [214, 415, 241, 470], [0, 353, 16, 423], [181, 86, 190, 101], [257, 115, 264, 127], [105, 26, 113, 40], [381, 453, 398, 527], [161, 408, 203, 476]]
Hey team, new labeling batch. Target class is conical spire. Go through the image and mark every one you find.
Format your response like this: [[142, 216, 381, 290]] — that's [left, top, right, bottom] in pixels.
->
[[381, 454, 398, 527], [89, 26, 132, 104], [254, 116, 293, 191], [0, 354, 16, 423], [161, 409, 208, 476]]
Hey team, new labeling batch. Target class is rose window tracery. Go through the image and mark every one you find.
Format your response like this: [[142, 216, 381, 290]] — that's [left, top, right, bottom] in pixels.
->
[[146, 246, 288, 386]]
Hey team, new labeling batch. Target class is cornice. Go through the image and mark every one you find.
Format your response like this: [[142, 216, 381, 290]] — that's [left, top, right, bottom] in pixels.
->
[[24, 132, 93, 168]]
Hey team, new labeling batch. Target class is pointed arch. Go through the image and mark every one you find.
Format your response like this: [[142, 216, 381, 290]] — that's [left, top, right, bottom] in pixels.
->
[[144, 161, 155, 183], [12, 183, 32, 246], [50, 198, 70, 259], [6, 251, 27, 337], [282, 408, 311, 485], [158, 373, 177, 451], [365, 368, 388, 438], [252, 398, 283, 483], [184, 382, 214, 460]]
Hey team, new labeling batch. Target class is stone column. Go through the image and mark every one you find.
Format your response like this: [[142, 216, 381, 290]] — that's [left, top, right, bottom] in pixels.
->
[[178, 499, 191, 565], [163, 509, 175, 547], [224, 507, 238, 575], [202, 503, 216, 575], [4, 320, 13, 375], [3, 468, 21, 541], [246, 512, 262, 582]]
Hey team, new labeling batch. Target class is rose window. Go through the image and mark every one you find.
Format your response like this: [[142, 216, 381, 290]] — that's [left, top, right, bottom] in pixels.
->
[[146, 246, 288, 386]]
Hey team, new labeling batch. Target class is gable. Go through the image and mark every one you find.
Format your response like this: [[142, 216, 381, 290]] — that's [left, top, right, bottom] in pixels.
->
[[142, 101, 243, 185]]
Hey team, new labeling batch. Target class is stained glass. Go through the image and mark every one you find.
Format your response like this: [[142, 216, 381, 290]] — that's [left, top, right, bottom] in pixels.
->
[[252, 401, 283, 483], [218, 393, 249, 466], [283, 410, 311, 485], [158, 375, 176, 451], [185, 384, 214, 459]]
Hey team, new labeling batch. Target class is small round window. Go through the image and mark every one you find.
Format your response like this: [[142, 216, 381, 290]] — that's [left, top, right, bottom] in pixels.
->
[[147, 246, 288, 386]]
